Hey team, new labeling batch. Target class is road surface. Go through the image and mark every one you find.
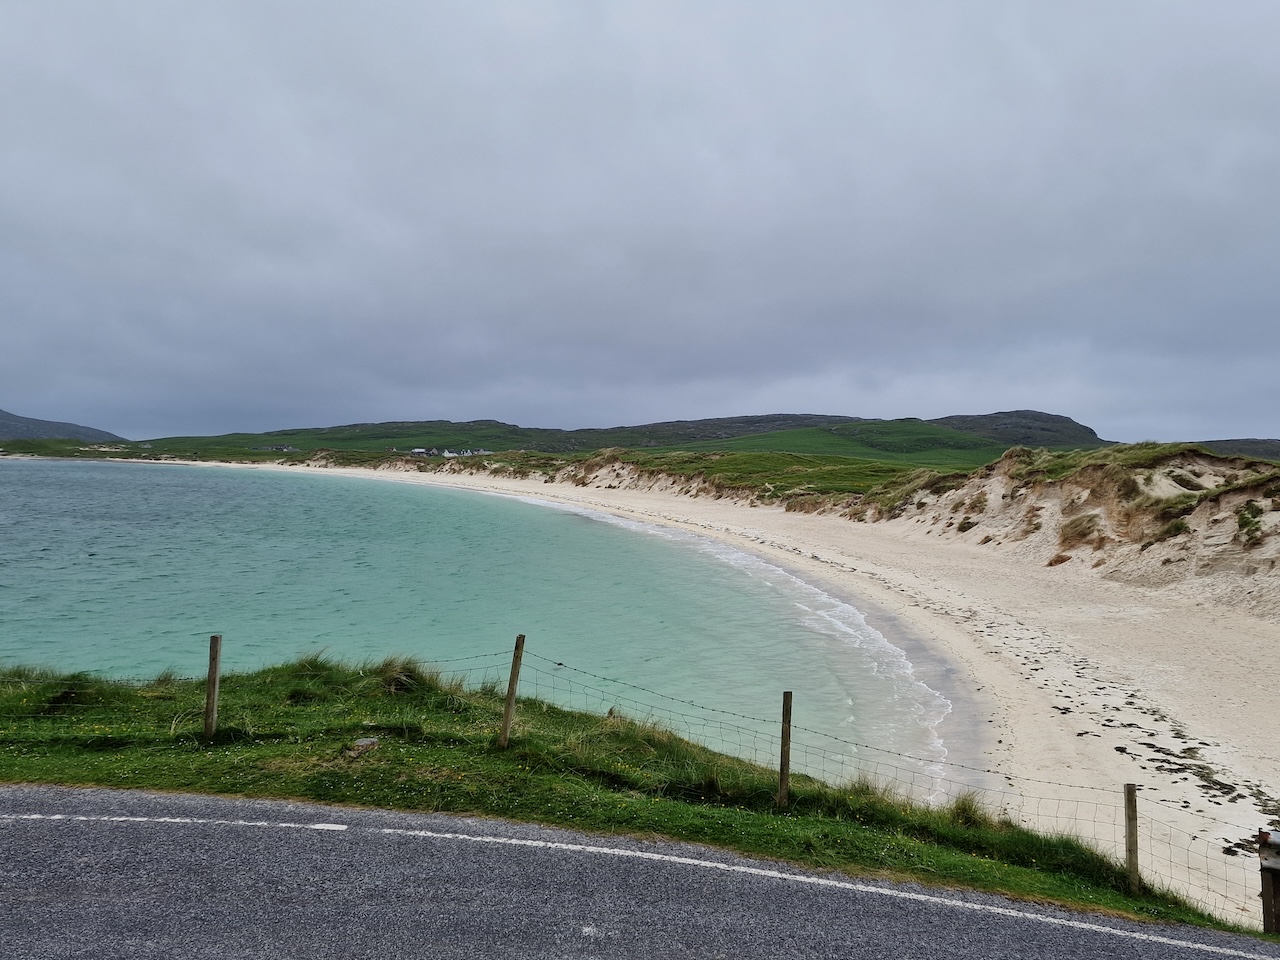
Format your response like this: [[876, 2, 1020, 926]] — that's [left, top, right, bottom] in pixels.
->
[[1, 786, 1276, 959]]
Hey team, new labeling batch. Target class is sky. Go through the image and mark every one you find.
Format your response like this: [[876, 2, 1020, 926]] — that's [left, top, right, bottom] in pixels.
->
[[2, 2, 1278, 443]]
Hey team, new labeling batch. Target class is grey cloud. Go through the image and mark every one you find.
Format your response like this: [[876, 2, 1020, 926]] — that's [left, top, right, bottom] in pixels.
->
[[2, 2, 1277, 441]]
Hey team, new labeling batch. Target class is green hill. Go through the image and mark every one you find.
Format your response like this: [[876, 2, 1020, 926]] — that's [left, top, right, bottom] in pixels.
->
[[659, 421, 1012, 469], [137, 410, 1106, 461], [1195, 438, 1280, 460], [0, 408, 125, 443], [1, 411, 1122, 491], [929, 409, 1109, 448], [149, 413, 864, 454]]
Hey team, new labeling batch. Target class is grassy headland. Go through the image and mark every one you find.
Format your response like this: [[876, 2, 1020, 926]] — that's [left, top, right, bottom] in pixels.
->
[[0, 655, 1239, 931], [0, 411, 1095, 470]]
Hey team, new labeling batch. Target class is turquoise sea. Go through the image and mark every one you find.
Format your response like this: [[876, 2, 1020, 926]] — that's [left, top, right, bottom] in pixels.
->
[[0, 458, 950, 779]]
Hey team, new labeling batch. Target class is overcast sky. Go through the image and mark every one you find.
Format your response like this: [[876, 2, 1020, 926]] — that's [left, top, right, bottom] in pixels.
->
[[3, 2, 1278, 442]]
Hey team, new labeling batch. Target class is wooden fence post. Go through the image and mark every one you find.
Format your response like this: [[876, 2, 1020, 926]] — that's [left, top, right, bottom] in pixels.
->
[[203, 634, 222, 738], [1260, 830, 1280, 934], [497, 634, 525, 749], [776, 691, 793, 810], [1124, 783, 1140, 895]]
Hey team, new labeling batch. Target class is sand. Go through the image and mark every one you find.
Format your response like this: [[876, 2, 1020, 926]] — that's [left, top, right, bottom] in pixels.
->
[[197, 459, 1280, 923]]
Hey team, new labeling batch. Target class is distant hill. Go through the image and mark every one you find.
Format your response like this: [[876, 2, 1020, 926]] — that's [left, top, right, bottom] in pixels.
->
[[155, 414, 866, 454], [0, 408, 125, 443], [17, 407, 1269, 461], [927, 410, 1110, 449], [1194, 439, 1280, 461], [155, 410, 1113, 456], [14, 407, 1278, 478], [581, 413, 866, 444]]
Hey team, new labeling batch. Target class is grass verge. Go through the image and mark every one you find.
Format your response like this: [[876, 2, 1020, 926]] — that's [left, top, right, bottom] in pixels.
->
[[0, 656, 1244, 931]]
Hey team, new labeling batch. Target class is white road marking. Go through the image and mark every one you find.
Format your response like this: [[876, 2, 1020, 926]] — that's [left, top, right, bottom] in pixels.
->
[[1, 811, 1271, 958], [1, 813, 347, 831], [377, 828, 1274, 958]]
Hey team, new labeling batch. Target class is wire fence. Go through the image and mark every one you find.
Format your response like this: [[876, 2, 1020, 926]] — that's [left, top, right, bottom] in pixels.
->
[[0, 643, 1269, 928], [515, 649, 1267, 927]]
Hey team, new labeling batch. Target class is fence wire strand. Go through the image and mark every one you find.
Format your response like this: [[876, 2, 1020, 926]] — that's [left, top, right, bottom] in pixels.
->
[[513, 649, 1264, 925]]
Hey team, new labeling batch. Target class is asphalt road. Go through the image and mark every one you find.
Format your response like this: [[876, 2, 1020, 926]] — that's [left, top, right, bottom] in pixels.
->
[[1, 786, 1277, 959]]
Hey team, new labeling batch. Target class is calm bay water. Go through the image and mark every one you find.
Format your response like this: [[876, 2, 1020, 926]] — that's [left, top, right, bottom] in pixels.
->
[[0, 458, 949, 775]]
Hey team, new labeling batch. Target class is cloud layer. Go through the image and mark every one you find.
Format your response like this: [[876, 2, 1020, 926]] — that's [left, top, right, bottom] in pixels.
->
[[3, 2, 1277, 441]]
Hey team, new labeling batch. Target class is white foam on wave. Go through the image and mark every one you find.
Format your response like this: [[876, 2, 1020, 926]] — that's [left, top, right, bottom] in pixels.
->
[[511, 495, 953, 790]]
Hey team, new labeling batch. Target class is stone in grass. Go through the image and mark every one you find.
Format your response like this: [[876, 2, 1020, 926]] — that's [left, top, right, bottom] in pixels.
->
[[344, 737, 379, 758]]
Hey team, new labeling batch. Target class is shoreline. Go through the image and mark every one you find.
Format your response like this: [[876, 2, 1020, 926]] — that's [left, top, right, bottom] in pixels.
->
[[65, 456, 1280, 921], [120, 458, 998, 778], [454, 477, 994, 787]]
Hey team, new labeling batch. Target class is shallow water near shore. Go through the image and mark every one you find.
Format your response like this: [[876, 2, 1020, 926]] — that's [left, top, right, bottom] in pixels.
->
[[0, 458, 949, 778]]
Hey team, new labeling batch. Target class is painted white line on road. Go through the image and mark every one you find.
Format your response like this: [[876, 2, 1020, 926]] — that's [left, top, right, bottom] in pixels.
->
[[1, 813, 348, 831], [378, 828, 1275, 959], [1, 811, 1270, 958]]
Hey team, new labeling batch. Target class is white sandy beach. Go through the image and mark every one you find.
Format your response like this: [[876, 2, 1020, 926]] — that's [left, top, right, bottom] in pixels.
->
[[207, 458, 1278, 923]]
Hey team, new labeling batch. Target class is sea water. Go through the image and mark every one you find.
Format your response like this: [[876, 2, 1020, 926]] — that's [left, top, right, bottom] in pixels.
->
[[0, 458, 949, 780]]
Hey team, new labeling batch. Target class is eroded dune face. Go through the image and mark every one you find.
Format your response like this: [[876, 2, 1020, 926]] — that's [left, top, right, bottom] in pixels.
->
[[546, 446, 1280, 621], [866, 449, 1280, 621]]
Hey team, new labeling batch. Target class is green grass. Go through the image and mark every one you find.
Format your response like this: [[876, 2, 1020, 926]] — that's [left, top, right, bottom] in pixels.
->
[[0, 437, 301, 463], [0, 415, 1043, 471], [117, 412, 1111, 460], [658, 422, 1011, 470], [458, 445, 990, 503], [0, 431, 988, 499], [996, 442, 1242, 484], [578, 449, 913, 498], [62, 415, 866, 458], [0, 656, 1242, 931]]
